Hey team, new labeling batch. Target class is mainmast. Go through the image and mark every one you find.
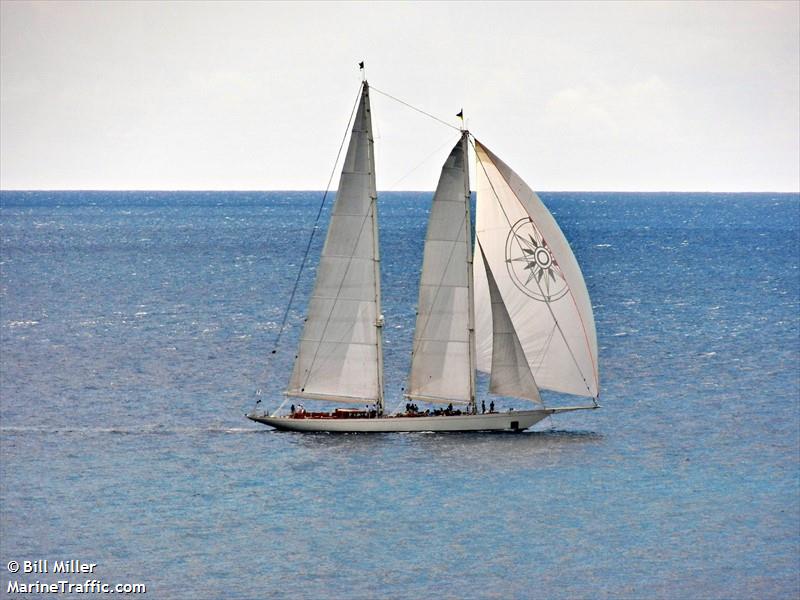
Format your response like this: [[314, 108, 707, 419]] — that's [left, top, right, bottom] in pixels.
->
[[462, 130, 477, 415], [365, 81, 385, 416]]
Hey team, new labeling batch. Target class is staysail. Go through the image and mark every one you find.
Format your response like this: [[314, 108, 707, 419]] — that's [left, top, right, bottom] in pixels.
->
[[286, 82, 384, 407], [477, 243, 542, 404], [406, 132, 475, 405], [473, 140, 599, 399]]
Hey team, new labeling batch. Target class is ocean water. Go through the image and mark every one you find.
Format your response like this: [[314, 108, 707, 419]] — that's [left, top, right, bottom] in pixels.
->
[[0, 190, 798, 599]]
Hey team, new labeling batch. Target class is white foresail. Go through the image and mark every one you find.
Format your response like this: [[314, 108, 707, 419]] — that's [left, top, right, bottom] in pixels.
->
[[286, 82, 383, 405], [406, 134, 474, 405], [478, 244, 542, 404], [473, 140, 599, 398]]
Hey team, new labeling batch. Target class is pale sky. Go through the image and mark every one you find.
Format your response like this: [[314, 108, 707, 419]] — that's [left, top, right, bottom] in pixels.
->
[[1, 1, 798, 192]]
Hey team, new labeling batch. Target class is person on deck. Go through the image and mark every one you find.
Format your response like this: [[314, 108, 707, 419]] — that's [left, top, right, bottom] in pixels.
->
[[489, 401, 495, 413], [481, 400, 486, 414]]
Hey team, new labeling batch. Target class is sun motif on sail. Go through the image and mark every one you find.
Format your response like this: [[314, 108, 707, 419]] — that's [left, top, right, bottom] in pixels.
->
[[505, 218, 569, 302]]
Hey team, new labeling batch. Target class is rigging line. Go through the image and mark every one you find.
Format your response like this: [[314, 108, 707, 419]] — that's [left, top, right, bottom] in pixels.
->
[[252, 83, 362, 412], [371, 86, 461, 132], [270, 396, 290, 418], [469, 136, 595, 398], [534, 322, 558, 379], [386, 132, 462, 191]]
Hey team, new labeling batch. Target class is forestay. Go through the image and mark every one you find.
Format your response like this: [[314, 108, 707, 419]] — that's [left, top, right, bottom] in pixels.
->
[[473, 140, 599, 399], [286, 82, 383, 404]]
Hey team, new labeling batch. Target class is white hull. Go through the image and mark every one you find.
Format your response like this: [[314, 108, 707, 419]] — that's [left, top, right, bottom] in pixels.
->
[[246, 407, 596, 433]]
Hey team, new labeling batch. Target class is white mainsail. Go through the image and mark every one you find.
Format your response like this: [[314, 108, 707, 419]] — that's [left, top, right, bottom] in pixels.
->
[[406, 133, 474, 405], [473, 140, 599, 399], [286, 82, 384, 406]]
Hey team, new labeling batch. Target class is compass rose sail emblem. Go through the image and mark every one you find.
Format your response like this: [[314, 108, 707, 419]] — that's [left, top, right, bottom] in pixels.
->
[[505, 218, 569, 302]]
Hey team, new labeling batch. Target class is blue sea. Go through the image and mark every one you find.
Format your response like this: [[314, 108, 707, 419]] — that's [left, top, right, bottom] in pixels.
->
[[1, 190, 798, 599]]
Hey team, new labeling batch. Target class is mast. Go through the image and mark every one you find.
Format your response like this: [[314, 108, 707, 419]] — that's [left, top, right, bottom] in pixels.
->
[[463, 131, 477, 415], [365, 81, 385, 416]]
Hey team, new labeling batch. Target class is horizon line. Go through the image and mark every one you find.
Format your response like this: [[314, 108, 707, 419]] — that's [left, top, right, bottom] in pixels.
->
[[1, 188, 798, 194]]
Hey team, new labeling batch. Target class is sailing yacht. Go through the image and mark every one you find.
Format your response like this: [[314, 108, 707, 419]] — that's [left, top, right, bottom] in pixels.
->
[[247, 79, 599, 432]]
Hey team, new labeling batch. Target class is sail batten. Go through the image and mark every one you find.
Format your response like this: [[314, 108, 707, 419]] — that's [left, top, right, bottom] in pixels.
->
[[286, 82, 383, 406]]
